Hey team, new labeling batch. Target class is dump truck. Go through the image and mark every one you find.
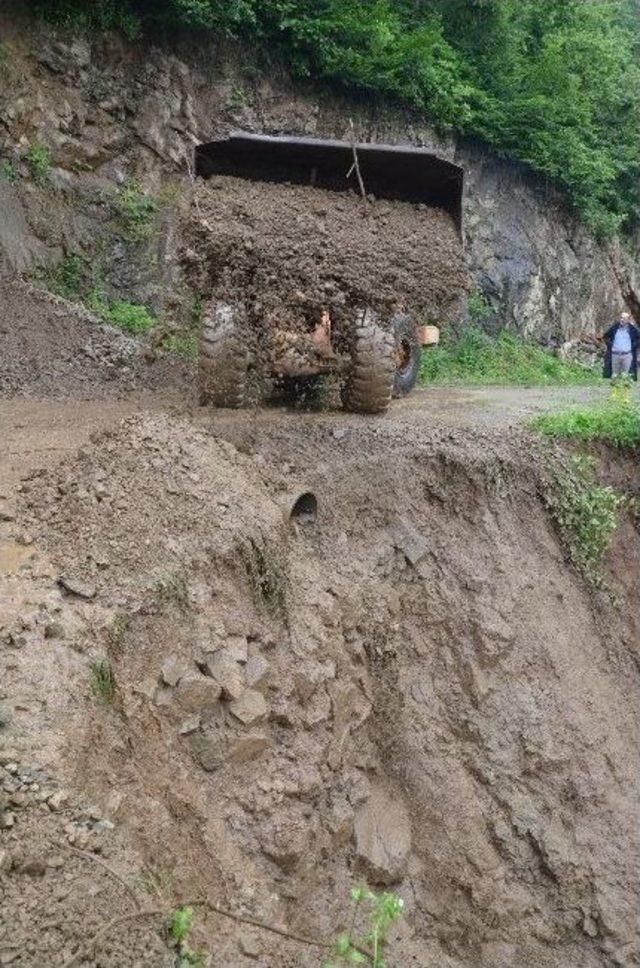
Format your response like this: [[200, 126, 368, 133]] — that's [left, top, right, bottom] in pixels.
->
[[194, 132, 464, 414]]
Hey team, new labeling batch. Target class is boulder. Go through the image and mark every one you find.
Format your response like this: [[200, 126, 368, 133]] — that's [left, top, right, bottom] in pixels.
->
[[202, 653, 245, 701], [228, 733, 271, 763], [175, 676, 222, 714], [229, 689, 268, 726], [354, 788, 411, 885]]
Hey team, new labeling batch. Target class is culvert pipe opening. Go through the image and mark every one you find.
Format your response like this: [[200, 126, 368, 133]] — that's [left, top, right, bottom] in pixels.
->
[[284, 490, 318, 525]]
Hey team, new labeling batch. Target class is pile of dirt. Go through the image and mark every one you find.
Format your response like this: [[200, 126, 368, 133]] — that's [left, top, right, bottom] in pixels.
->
[[3, 409, 638, 967], [185, 176, 469, 335], [0, 281, 193, 399]]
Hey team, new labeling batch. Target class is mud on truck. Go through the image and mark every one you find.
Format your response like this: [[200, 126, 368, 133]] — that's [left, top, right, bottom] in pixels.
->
[[192, 133, 466, 414]]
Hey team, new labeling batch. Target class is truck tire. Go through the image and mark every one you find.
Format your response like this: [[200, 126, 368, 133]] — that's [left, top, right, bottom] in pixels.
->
[[341, 309, 395, 414], [198, 302, 248, 408], [391, 312, 421, 398]]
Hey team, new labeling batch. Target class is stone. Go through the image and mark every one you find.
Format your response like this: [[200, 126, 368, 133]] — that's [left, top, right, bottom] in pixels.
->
[[44, 621, 65, 640], [204, 654, 245, 701], [239, 933, 262, 958], [47, 790, 69, 812], [175, 676, 222, 714], [223, 636, 249, 664], [244, 656, 270, 689], [190, 731, 224, 773], [0, 507, 15, 522], [228, 733, 271, 763], [390, 515, 428, 566], [0, 810, 15, 829], [160, 654, 187, 687], [0, 849, 12, 872], [229, 689, 268, 726], [354, 788, 411, 885], [17, 856, 46, 877], [57, 575, 97, 600], [179, 715, 201, 736]]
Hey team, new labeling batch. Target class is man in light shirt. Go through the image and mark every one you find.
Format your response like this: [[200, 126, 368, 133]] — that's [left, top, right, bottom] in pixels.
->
[[602, 311, 639, 380]]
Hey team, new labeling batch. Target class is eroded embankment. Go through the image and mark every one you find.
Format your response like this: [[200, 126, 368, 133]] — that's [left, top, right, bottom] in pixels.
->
[[1, 413, 638, 968]]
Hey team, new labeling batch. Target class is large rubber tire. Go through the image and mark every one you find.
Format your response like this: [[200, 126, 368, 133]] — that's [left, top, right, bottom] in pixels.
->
[[391, 312, 421, 398], [198, 302, 248, 408], [341, 309, 395, 414]]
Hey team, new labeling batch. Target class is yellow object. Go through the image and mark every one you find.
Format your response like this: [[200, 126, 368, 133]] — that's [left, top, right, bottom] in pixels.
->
[[418, 324, 440, 346]]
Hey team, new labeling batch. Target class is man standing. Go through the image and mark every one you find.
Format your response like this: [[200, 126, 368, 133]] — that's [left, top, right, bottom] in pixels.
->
[[602, 311, 639, 380]]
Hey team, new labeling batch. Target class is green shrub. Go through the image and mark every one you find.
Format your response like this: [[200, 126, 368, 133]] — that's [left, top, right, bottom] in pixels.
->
[[533, 398, 640, 449], [542, 456, 626, 587], [421, 327, 598, 387], [26, 141, 51, 183]]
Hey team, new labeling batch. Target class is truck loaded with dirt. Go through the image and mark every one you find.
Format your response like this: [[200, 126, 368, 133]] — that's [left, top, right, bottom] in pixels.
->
[[1, 6, 640, 968]]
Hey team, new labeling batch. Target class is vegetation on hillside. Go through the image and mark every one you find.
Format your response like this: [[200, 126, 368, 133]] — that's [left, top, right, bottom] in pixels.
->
[[533, 384, 640, 448], [420, 327, 599, 387], [28, 0, 640, 236]]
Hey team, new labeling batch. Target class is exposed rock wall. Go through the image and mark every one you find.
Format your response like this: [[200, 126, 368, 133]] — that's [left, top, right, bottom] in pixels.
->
[[0, 9, 637, 341]]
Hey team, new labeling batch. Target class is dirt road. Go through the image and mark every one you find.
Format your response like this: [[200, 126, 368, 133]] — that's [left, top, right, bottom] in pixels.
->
[[0, 384, 610, 493]]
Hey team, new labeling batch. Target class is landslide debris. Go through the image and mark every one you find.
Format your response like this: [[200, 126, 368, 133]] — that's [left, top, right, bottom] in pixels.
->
[[185, 176, 469, 331], [2, 410, 637, 967]]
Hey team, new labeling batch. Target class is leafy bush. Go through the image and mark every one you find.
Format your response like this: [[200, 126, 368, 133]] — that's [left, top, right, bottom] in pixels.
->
[[421, 327, 598, 387], [533, 397, 640, 448], [29, 0, 640, 234], [89, 293, 156, 335], [0, 160, 19, 183], [541, 455, 626, 587], [49, 252, 88, 299]]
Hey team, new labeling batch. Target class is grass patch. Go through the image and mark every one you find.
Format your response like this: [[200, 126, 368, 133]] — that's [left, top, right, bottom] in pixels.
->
[[421, 328, 598, 387], [49, 252, 88, 300], [98, 299, 156, 335], [532, 392, 640, 449], [26, 141, 51, 183], [90, 659, 117, 704]]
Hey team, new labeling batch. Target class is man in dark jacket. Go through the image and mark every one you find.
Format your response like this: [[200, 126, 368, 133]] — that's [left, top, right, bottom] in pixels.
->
[[602, 311, 639, 380]]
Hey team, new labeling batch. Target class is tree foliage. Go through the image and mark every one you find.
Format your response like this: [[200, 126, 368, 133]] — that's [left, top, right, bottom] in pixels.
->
[[31, 0, 640, 235]]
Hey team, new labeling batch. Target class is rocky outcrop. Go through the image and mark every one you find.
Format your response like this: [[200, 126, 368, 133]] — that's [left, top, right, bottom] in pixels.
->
[[0, 9, 637, 342]]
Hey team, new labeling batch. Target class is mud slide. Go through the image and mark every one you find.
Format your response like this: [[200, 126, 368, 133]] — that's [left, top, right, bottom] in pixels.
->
[[1, 388, 639, 967]]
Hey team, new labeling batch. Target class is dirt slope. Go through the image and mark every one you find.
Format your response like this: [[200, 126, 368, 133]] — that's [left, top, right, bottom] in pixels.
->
[[1, 401, 638, 967]]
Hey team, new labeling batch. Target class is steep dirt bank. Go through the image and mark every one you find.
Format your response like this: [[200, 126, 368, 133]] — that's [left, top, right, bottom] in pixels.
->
[[1, 403, 638, 967]]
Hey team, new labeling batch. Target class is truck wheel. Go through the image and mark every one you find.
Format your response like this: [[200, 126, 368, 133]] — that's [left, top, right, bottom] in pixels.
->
[[391, 312, 421, 398], [341, 309, 395, 414], [199, 302, 248, 408]]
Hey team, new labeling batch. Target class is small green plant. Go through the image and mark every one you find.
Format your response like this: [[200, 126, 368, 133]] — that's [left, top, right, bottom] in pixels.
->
[[155, 572, 190, 612], [0, 161, 18, 183], [324, 887, 405, 967], [168, 907, 206, 968], [49, 252, 88, 299], [161, 332, 198, 359], [90, 659, 117, 704], [102, 300, 156, 335], [26, 141, 51, 183], [467, 290, 494, 327], [542, 455, 626, 587], [227, 83, 249, 109], [532, 397, 640, 449], [421, 327, 599, 387], [114, 180, 159, 243]]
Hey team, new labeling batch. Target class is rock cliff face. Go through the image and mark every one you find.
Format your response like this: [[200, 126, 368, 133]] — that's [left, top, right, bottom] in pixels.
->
[[0, 9, 637, 341]]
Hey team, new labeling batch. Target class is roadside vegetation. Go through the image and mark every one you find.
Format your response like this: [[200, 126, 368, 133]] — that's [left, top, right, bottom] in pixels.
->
[[28, 0, 640, 236], [421, 327, 598, 387], [533, 380, 640, 448]]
